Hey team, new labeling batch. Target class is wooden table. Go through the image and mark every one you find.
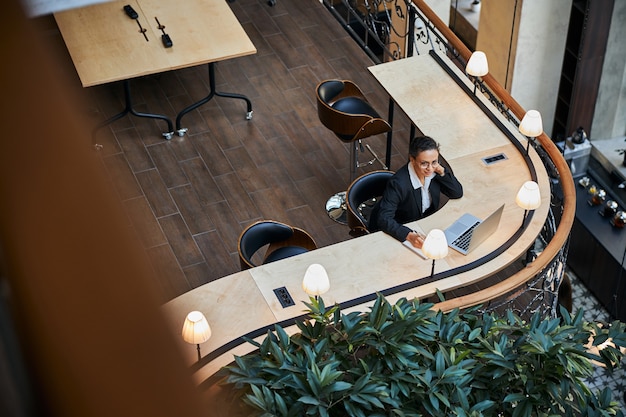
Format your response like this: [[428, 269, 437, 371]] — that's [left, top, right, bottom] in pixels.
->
[[54, 0, 256, 138], [161, 51, 551, 386]]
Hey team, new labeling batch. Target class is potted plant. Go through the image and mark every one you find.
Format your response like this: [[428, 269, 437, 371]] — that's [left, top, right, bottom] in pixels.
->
[[222, 294, 625, 416]]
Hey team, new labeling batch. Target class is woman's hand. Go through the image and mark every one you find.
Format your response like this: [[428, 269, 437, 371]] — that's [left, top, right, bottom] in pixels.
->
[[434, 164, 445, 176], [407, 231, 425, 248]]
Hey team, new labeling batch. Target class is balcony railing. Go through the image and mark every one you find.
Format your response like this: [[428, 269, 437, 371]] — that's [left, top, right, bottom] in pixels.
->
[[321, 0, 576, 320]]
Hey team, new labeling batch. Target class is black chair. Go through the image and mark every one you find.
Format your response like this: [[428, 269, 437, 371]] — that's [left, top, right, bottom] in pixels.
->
[[237, 220, 317, 270], [316, 79, 391, 224], [346, 170, 395, 236]]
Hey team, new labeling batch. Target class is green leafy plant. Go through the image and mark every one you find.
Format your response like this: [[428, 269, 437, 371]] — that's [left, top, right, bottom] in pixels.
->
[[223, 294, 626, 417]]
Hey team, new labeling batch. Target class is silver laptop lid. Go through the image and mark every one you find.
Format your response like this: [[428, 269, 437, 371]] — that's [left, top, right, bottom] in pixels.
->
[[448, 204, 505, 255], [444, 212, 481, 243]]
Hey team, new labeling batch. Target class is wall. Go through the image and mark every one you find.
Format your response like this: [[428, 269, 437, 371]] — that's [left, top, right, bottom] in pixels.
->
[[509, 0, 571, 137], [448, 0, 480, 50], [474, 0, 520, 90], [476, 0, 571, 137], [426, 0, 450, 25], [591, 0, 626, 140], [440, 0, 626, 140]]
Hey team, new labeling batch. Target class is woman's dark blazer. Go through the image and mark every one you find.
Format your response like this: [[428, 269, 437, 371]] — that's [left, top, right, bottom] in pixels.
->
[[369, 163, 463, 242]]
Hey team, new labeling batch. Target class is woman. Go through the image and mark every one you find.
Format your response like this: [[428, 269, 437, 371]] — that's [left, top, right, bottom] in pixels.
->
[[369, 136, 463, 247]]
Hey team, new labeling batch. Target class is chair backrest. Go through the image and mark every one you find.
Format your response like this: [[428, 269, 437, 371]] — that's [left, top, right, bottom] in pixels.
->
[[238, 220, 318, 270], [316, 79, 391, 142], [436, 156, 454, 210], [238, 221, 295, 269], [346, 170, 394, 234], [317, 79, 346, 104]]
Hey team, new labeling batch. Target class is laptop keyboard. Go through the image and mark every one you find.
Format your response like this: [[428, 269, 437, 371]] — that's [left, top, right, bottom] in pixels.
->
[[451, 221, 480, 251]]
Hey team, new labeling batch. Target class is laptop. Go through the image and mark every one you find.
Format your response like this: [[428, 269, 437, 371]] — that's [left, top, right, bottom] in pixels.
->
[[444, 204, 505, 255]]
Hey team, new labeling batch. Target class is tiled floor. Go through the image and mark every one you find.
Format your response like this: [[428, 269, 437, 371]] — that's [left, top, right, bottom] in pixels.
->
[[569, 271, 626, 409]]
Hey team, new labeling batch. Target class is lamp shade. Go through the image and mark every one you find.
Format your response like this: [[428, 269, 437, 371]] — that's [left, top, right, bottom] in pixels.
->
[[519, 110, 543, 137], [421, 229, 449, 260], [516, 181, 541, 210], [181, 311, 212, 345], [465, 51, 489, 77], [302, 263, 330, 296]]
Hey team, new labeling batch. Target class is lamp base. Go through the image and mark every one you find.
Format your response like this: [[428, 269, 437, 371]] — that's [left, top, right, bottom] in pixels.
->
[[521, 209, 529, 229]]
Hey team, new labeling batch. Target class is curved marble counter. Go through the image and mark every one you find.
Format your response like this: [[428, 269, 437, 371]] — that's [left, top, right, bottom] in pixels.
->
[[161, 52, 551, 387]]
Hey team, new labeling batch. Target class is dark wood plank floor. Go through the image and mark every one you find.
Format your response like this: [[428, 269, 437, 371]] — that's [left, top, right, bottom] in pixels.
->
[[37, 0, 413, 303]]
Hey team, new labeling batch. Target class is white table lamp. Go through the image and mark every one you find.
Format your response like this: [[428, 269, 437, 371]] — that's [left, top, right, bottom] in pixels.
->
[[421, 229, 448, 278], [466, 51, 488, 94], [182, 311, 212, 361], [519, 110, 543, 154], [516, 180, 541, 227], [302, 263, 330, 300]]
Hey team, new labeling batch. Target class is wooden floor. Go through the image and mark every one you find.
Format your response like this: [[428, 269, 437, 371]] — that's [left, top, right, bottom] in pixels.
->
[[38, 0, 413, 304]]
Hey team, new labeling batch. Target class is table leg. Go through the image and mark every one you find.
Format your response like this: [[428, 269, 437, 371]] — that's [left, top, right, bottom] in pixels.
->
[[92, 80, 174, 140], [386, 98, 394, 169], [175, 62, 253, 136]]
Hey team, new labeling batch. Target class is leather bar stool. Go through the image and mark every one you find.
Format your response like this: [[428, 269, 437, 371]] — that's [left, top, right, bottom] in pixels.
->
[[346, 170, 395, 236], [316, 79, 391, 224], [237, 220, 317, 270]]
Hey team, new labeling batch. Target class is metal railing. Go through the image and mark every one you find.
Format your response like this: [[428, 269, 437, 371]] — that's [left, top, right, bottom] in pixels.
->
[[321, 0, 576, 320]]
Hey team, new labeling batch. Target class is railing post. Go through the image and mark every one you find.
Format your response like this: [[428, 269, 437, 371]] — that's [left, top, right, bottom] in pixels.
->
[[407, 4, 415, 57]]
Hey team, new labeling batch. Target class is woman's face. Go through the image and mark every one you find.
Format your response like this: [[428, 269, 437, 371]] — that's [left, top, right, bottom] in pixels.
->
[[410, 149, 440, 178]]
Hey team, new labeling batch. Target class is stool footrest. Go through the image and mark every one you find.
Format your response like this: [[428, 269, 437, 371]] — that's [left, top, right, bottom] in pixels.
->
[[358, 143, 388, 170]]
